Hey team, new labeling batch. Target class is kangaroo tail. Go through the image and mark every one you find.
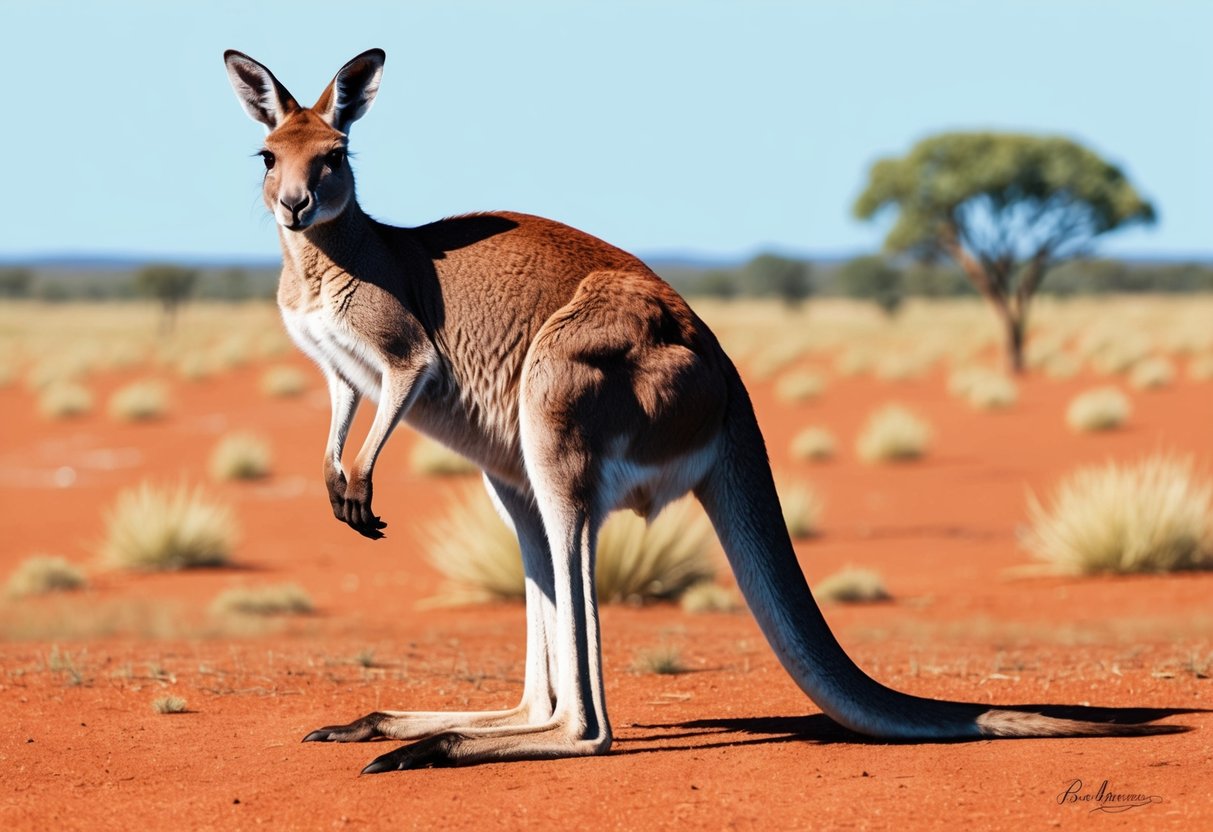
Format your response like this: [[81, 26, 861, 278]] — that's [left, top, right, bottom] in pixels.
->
[[693, 365, 1182, 739]]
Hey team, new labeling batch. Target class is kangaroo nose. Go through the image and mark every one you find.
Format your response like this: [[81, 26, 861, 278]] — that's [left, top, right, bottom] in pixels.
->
[[280, 194, 311, 217]]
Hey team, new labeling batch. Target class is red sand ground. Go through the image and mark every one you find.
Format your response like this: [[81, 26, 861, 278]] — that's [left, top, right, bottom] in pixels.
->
[[1, 343, 1211, 830]]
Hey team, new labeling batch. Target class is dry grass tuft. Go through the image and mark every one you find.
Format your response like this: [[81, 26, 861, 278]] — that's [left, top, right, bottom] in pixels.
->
[[409, 436, 479, 477], [425, 487, 716, 605], [815, 567, 891, 604], [209, 432, 272, 481], [1129, 357, 1176, 390], [966, 373, 1018, 410], [152, 695, 188, 714], [1023, 454, 1213, 574], [778, 477, 823, 539], [790, 426, 837, 462], [108, 380, 169, 422], [101, 482, 236, 570], [38, 382, 93, 419], [1188, 353, 1213, 382], [680, 582, 742, 614], [210, 584, 314, 616], [6, 556, 87, 598], [631, 644, 686, 675], [774, 370, 825, 403], [855, 404, 931, 463], [1066, 387, 1131, 432], [260, 365, 308, 397]]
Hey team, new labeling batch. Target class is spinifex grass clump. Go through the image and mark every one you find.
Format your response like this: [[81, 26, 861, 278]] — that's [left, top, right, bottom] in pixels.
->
[[777, 477, 823, 539], [108, 380, 169, 421], [1023, 454, 1213, 574], [855, 404, 931, 463], [209, 432, 272, 481], [260, 365, 308, 397], [1066, 387, 1130, 432], [101, 482, 236, 570], [789, 426, 837, 462], [38, 383, 93, 419], [814, 567, 891, 604], [409, 436, 479, 476], [210, 584, 314, 616], [425, 486, 716, 605], [6, 556, 87, 598]]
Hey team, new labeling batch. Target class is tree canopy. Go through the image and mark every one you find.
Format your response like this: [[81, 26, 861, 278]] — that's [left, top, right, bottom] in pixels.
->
[[853, 132, 1155, 370]]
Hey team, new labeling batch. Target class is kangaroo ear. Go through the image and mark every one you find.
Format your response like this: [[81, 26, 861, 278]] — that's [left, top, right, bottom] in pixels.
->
[[315, 49, 385, 134], [224, 50, 299, 131]]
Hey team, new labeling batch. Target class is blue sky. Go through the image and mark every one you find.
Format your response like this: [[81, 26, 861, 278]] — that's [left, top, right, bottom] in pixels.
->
[[3, 1, 1209, 262]]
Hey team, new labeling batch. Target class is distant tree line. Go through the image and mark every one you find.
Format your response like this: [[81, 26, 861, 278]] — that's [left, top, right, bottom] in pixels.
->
[[661, 255, 1213, 308], [0, 265, 279, 303]]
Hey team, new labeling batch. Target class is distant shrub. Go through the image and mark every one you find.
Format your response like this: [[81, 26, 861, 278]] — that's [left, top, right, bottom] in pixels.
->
[[101, 482, 235, 570], [679, 582, 742, 614], [409, 436, 479, 476], [176, 353, 216, 381], [966, 374, 1018, 410], [209, 432, 272, 481], [855, 404, 931, 463], [774, 370, 825, 403], [790, 426, 837, 462], [425, 488, 715, 605], [152, 695, 188, 714], [1189, 353, 1213, 382], [1066, 387, 1130, 432], [1129, 357, 1175, 390], [210, 584, 314, 616], [1043, 352, 1082, 379], [778, 478, 823, 539], [631, 644, 686, 675], [6, 556, 87, 598], [815, 567, 891, 604], [108, 380, 169, 422], [1023, 455, 1213, 574], [260, 365, 307, 397], [38, 383, 93, 419]]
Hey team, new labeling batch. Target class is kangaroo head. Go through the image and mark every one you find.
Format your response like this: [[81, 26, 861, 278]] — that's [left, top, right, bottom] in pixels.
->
[[224, 49, 385, 232]]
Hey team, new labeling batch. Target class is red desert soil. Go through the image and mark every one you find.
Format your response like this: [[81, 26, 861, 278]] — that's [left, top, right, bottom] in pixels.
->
[[1, 344, 1211, 830]]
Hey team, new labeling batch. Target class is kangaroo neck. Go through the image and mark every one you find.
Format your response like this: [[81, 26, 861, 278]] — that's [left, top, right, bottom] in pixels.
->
[[278, 201, 382, 286]]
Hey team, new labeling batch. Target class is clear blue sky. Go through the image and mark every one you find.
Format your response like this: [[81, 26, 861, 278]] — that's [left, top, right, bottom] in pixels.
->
[[3, 1, 1209, 262]]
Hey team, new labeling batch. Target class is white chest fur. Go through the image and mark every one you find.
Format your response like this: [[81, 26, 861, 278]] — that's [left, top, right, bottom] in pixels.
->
[[280, 305, 385, 402]]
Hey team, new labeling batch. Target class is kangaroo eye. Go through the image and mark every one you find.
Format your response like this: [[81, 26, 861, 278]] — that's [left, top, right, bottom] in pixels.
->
[[325, 149, 346, 168], [259, 150, 276, 170]]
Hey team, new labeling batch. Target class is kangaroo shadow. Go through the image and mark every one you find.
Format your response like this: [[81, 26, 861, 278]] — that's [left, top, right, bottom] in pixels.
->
[[617, 706, 1207, 755]]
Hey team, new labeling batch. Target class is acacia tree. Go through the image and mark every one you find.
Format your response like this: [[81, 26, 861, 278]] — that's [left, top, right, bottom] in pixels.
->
[[742, 253, 811, 308], [853, 133, 1155, 372], [134, 264, 197, 332], [837, 255, 904, 316]]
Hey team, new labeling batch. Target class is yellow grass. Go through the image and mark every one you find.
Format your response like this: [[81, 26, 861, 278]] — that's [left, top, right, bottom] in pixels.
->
[[260, 365, 308, 397], [789, 426, 837, 462], [855, 404, 931, 463], [1129, 357, 1176, 390], [1023, 454, 1213, 574], [774, 370, 825, 403], [1066, 387, 1131, 432], [778, 477, 823, 539], [6, 556, 87, 598], [425, 486, 716, 605], [38, 382, 93, 419], [409, 436, 479, 476], [108, 380, 169, 421], [815, 567, 891, 603], [100, 482, 236, 570], [209, 432, 273, 481], [210, 584, 314, 616]]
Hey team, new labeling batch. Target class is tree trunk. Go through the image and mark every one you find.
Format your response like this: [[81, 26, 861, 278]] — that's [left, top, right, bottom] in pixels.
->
[[1002, 310, 1025, 375]]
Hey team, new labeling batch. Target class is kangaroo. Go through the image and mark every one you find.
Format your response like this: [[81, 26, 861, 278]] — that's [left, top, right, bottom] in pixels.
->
[[224, 48, 1184, 773]]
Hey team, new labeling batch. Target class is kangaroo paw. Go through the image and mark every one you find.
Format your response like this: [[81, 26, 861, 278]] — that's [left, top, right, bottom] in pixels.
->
[[302, 712, 390, 743]]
